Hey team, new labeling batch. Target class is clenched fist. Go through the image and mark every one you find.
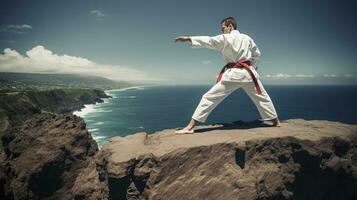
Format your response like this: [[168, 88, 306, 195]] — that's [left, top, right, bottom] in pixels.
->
[[174, 37, 191, 43]]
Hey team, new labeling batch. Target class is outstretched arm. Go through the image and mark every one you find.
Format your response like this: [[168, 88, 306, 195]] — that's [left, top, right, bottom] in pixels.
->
[[174, 34, 225, 51]]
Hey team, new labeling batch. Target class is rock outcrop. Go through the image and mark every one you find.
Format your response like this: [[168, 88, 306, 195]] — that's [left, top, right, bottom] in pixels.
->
[[26, 89, 111, 114], [0, 112, 98, 200], [0, 88, 111, 134], [0, 88, 113, 200], [0, 93, 356, 200], [73, 119, 357, 200]]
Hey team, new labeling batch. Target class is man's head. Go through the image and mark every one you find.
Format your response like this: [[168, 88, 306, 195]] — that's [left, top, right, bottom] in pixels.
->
[[220, 17, 237, 33]]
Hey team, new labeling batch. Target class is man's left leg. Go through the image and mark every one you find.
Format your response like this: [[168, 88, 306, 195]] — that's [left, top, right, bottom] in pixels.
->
[[176, 81, 240, 133]]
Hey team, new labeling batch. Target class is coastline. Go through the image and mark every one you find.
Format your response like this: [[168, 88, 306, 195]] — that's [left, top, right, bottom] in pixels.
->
[[104, 85, 147, 93], [2, 86, 357, 199], [72, 86, 147, 146], [72, 86, 144, 117]]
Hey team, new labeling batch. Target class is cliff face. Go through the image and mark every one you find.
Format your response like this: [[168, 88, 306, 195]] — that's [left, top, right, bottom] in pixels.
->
[[27, 89, 110, 114], [0, 88, 110, 199], [0, 112, 98, 200], [72, 119, 357, 200], [0, 88, 111, 132], [0, 113, 356, 199]]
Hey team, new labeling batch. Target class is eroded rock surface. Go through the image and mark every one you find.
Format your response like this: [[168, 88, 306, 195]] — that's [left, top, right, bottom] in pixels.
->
[[73, 119, 357, 200], [1, 112, 98, 200]]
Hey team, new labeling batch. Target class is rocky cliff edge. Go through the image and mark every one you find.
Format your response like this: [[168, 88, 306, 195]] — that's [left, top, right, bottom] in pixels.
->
[[72, 119, 357, 200]]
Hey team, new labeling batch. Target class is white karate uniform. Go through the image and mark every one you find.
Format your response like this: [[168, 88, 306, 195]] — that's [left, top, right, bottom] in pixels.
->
[[189, 29, 278, 123]]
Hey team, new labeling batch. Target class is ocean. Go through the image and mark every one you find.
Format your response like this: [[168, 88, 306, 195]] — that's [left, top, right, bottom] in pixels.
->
[[73, 85, 357, 147]]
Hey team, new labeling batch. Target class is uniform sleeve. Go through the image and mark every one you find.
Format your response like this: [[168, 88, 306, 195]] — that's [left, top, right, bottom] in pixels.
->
[[189, 34, 226, 51], [250, 39, 261, 69]]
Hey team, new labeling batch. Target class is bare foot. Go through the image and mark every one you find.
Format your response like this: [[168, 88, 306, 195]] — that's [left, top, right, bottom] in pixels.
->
[[175, 126, 195, 134], [271, 118, 281, 127], [175, 118, 197, 134]]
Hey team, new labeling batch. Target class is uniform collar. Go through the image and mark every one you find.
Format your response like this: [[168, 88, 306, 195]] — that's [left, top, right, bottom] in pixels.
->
[[230, 29, 240, 34]]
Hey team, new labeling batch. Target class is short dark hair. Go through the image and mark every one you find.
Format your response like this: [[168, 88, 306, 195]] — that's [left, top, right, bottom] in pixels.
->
[[220, 17, 237, 29]]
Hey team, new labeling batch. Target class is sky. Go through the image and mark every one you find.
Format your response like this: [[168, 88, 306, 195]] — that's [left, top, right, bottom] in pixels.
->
[[0, 0, 356, 85]]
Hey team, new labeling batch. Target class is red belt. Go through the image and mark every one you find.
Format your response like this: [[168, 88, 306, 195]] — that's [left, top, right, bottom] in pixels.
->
[[216, 60, 262, 94]]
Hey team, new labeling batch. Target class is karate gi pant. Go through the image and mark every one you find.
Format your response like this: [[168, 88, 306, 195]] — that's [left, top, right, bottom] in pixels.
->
[[191, 79, 278, 123]]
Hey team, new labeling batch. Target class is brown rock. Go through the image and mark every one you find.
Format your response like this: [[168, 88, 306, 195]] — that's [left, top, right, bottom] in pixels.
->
[[73, 119, 357, 200], [1, 116, 356, 200], [1, 111, 98, 200]]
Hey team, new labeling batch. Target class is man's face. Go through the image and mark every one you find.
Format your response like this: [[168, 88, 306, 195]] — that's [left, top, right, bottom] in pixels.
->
[[221, 22, 233, 34]]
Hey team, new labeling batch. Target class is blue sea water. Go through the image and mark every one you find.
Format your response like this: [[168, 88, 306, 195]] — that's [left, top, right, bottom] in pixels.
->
[[73, 85, 357, 147]]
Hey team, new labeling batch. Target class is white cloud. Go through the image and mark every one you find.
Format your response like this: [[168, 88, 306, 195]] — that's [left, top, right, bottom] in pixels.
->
[[0, 45, 158, 82], [265, 73, 314, 78], [265, 73, 357, 79], [266, 73, 291, 78], [295, 74, 315, 78], [276, 73, 292, 78], [90, 9, 105, 18], [323, 74, 338, 77], [0, 24, 33, 34], [8, 24, 32, 29]]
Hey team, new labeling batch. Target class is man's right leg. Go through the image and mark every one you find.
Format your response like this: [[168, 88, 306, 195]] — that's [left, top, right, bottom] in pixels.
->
[[192, 81, 240, 123], [176, 81, 239, 133], [176, 81, 240, 134]]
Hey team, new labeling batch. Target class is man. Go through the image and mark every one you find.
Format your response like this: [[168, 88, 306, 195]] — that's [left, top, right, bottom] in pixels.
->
[[174, 17, 280, 134]]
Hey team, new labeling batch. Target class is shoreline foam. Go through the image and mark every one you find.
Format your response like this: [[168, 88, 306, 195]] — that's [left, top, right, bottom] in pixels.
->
[[73, 86, 143, 117], [73, 86, 146, 147]]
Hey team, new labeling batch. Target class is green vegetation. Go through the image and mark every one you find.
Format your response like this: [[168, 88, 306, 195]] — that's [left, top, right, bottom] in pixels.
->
[[0, 88, 111, 131], [0, 72, 139, 133], [0, 72, 136, 93]]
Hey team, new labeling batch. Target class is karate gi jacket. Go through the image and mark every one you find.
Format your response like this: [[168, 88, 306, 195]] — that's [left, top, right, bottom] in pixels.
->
[[189, 30, 261, 82]]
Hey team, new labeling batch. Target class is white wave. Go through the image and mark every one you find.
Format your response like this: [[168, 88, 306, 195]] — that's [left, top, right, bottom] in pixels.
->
[[73, 104, 96, 117], [102, 98, 111, 103], [74, 102, 114, 118], [93, 135, 107, 142], [133, 86, 145, 90], [128, 96, 136, 98], [90, 108, 113, 113], [93, 121, 104, 125], [88, 128, 99, 132]]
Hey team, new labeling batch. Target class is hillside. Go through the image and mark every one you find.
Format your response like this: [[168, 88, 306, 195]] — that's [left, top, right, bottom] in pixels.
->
[[0, 88, 111, 133], [0, 72, 135, 92]]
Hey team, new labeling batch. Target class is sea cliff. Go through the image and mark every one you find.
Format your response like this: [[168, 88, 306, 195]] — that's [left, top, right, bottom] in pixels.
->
[[0, 88, 111, 132], [0, 89, 356, 200], [72, 119, 357, 200]]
